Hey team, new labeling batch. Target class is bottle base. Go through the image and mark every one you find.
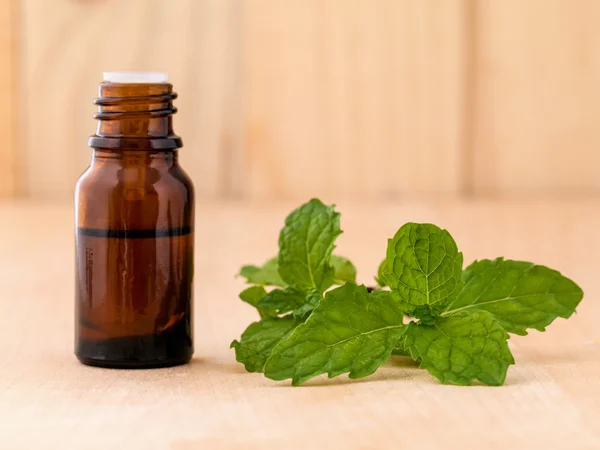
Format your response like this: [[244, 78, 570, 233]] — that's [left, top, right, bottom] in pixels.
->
[[76, 325, 193, 369], [76, 354, 191, 369]]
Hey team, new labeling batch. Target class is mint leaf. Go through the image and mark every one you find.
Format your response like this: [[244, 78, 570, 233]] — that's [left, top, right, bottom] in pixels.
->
[[292, 289, 322, 319], [331, 255, 357, 284], [443, 258, 584, 335], [230, 317, 300, 372], [239, 285, 267, 307], [240, 257, 285, 287], [239, 286, 276, 319], [264, 284, 405, 385], [257, 288, 307, 315], [391, 348, 411, 357], [277, 199, 342, 292], [385, 223, 463, 315], [242, 253, 354, 289], [375, 259, 388, 287], [401, 311, 514, 386]]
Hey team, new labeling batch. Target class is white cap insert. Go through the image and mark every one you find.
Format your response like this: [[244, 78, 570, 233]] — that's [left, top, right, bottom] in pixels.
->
[[103, 72, 168, 83]]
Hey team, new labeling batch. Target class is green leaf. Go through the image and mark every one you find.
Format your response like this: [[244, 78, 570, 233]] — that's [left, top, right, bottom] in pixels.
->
[[231, 317, 300, 372], [391, 348, 411, 357], [292, 289, 322, 319], [264, 284, 405, 385], [443, 258, 584, 335], [239, 257, 285, 287], [239, 285, 267, 307], [277, 199, 342, 292], [241, 253, 354, 289], [331, 255, 357, 284], [257, 288, 307, 315], [375, 259, 388, 287], [401, 311, 515, 386], [385, 223, 463, 316], [239, 286, 276, 319]]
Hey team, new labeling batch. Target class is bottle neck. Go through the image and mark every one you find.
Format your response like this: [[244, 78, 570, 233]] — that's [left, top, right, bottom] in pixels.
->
[[89, 82, 182, 151], [91, 149, 179, 168]]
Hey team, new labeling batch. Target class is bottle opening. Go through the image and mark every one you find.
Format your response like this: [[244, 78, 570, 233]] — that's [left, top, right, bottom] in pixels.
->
[[90, 76, 182, 150], [103, 72, 169, 84]]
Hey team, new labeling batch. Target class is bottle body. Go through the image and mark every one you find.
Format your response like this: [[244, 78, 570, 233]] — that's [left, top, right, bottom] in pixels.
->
[[75, 78, 194, 368]]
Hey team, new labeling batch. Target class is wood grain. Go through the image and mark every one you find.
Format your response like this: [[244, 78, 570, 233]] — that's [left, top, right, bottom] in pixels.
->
[[243, 0, 467, 200], [0, 0, 16, 197], [20, 0, 242, 199], [12, 1, 600, 200], [0, 200, 599, 449], [472, 0, 600, 196]]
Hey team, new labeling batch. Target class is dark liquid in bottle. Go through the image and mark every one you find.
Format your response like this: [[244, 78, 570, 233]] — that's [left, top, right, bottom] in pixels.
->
[[75, 227, 193, 368], [76, 317, 191, 369]]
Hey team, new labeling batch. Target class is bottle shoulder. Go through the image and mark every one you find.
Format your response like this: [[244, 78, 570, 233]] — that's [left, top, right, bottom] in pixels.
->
[[75, 159, 194, 229], [76, 160, 193, 195]]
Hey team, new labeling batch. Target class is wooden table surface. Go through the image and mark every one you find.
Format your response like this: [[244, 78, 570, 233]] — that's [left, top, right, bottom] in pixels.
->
[[0, 199, 599, 450]]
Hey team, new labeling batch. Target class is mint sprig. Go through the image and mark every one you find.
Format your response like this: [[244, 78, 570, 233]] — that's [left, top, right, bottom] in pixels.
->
[[232, 199, 584, 386], [232, 199, 351, 371]]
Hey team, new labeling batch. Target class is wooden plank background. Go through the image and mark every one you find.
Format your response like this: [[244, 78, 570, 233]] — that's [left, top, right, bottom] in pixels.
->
[[0, 0, 598, 200], [244, 0, 466, 200], [472, 0, 600, 197], [0, 0, 15, 198]]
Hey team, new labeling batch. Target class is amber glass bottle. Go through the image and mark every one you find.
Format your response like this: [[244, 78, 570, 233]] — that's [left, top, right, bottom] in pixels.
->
[[75, 72, 194, 368]]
